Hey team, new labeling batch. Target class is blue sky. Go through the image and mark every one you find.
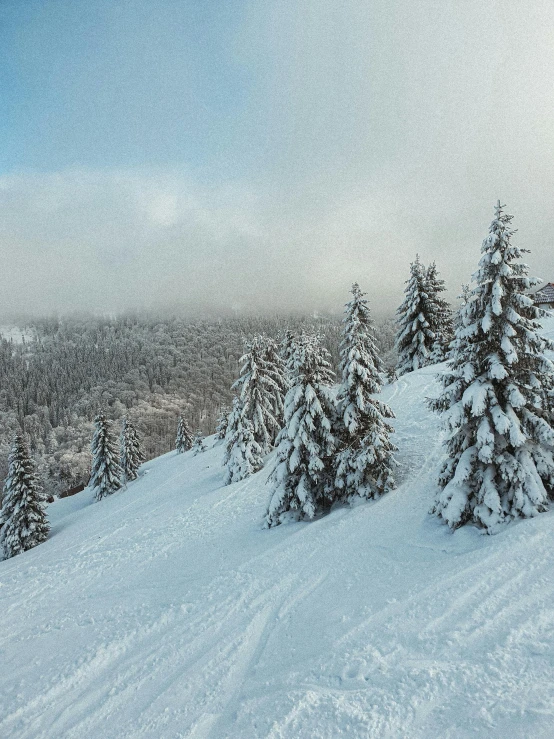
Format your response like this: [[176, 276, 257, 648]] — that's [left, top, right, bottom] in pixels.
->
[[1, 1, 252, 176], [2, 0, 554, 316]]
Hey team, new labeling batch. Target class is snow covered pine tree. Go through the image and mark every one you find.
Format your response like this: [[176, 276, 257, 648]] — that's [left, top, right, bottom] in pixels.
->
[[259, 336, 288, 444], [223, 397, 262, 484], [395, 255, 435, 375], [175, 416, 193, 453], [215, 407, 231, 442], [280, 329, 297, 383], [232, 336, 285, 454], [0, 434, 49, 559], [192, 432, 207, 455], [266, 334, 336, 527], [425, 261, 453, 362], [224, 417, 263, 485], [120, 418, 145, 483], [90, 413, 122, 501], [431, 202, 554, 532], [335, 284, 397, 501]]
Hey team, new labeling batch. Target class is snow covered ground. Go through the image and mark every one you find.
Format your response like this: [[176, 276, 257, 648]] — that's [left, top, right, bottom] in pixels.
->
[[2, 362, 554, 737], [0, 326, 33, 344]]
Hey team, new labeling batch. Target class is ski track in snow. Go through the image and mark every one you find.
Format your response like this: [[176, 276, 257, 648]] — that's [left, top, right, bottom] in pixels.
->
[[2, 361, 554, 738]]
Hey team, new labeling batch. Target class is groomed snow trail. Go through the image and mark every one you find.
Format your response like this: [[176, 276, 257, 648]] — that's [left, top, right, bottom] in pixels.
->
[[1, 365, 554, 738]]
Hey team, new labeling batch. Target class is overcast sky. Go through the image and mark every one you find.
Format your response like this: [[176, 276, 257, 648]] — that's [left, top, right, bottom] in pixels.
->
[[2, 0, 554, 318]]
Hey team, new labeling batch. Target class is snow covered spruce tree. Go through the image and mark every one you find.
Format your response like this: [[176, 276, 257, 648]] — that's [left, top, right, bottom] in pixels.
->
[[223, 397, 259, 483], [90, 413, 122, 501], [395, 255, 435, 375], [260, 337, 288, 443], [192, 431, 207, 455], [430, 202, 554, 532], [232, 336, 285, 453], [426, 261, 453, 362], [265, 334, 337, 527], [224, 417, 263, 485], [215, 407, 231, 442], [335, 284, 397, 501], [0, 434, 49, 559], [175, 416, 193, 453], [280, 329, 297, 385], [120, 418, 145, 483]]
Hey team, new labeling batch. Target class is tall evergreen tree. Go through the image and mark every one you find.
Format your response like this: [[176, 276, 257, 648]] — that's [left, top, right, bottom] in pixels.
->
[[259, 336, 288, 444], [0, 434, 49, 559], [233, 336, 283, 453], [426, 261, 453, 362], [395, 255, 435, 375], [90, 413, 122, 501], [280, 329, 297, 384], [175, 416, 193, 453], [431, 202, 554, 532], [120, 418, 145, 483], [335, 284, 397, 501], [266, 335, 336, 527]]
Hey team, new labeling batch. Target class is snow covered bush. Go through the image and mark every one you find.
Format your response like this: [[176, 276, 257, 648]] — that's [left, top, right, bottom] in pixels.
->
[[334, 284, 397, 501], [90, 413, 122, 501], [430, 202, 554, 532], [0, 434, 49, 559], [265, 334, 336, 527]]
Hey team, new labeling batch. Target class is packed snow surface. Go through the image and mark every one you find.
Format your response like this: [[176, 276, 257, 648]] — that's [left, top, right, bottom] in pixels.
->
[[2, 359, 554, 737]]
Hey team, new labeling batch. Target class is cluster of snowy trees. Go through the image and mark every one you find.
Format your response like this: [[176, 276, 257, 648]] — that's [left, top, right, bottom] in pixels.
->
[[222, 284, 397, 526], [0, 414, 147, 559], [89, 414, 146, 501], [221, 203, 554, 535], [0, 314, 355, 498]]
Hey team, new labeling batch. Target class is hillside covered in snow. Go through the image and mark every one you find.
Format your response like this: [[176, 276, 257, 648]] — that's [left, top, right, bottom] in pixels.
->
[[2, 346, 554, 737]]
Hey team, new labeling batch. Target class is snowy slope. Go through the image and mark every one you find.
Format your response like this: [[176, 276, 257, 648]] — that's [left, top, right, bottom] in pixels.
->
[[2, 359, 554, 737]]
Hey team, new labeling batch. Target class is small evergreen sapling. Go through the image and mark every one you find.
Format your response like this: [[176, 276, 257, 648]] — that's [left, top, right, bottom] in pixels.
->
[[192, 431, 207, 455], [334, 283, 397, 501], [90, 413, 122, 501], [215, 407, 231, 442], [120, 418, 145, 483], [0, 434, 49, 559], [431, 202, 554, 532], [175, 416, 193, 453], [265, 335, 336, 527]]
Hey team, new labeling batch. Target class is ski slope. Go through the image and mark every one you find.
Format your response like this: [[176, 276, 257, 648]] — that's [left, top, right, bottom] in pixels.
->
[[2, 361, 554, 738]]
